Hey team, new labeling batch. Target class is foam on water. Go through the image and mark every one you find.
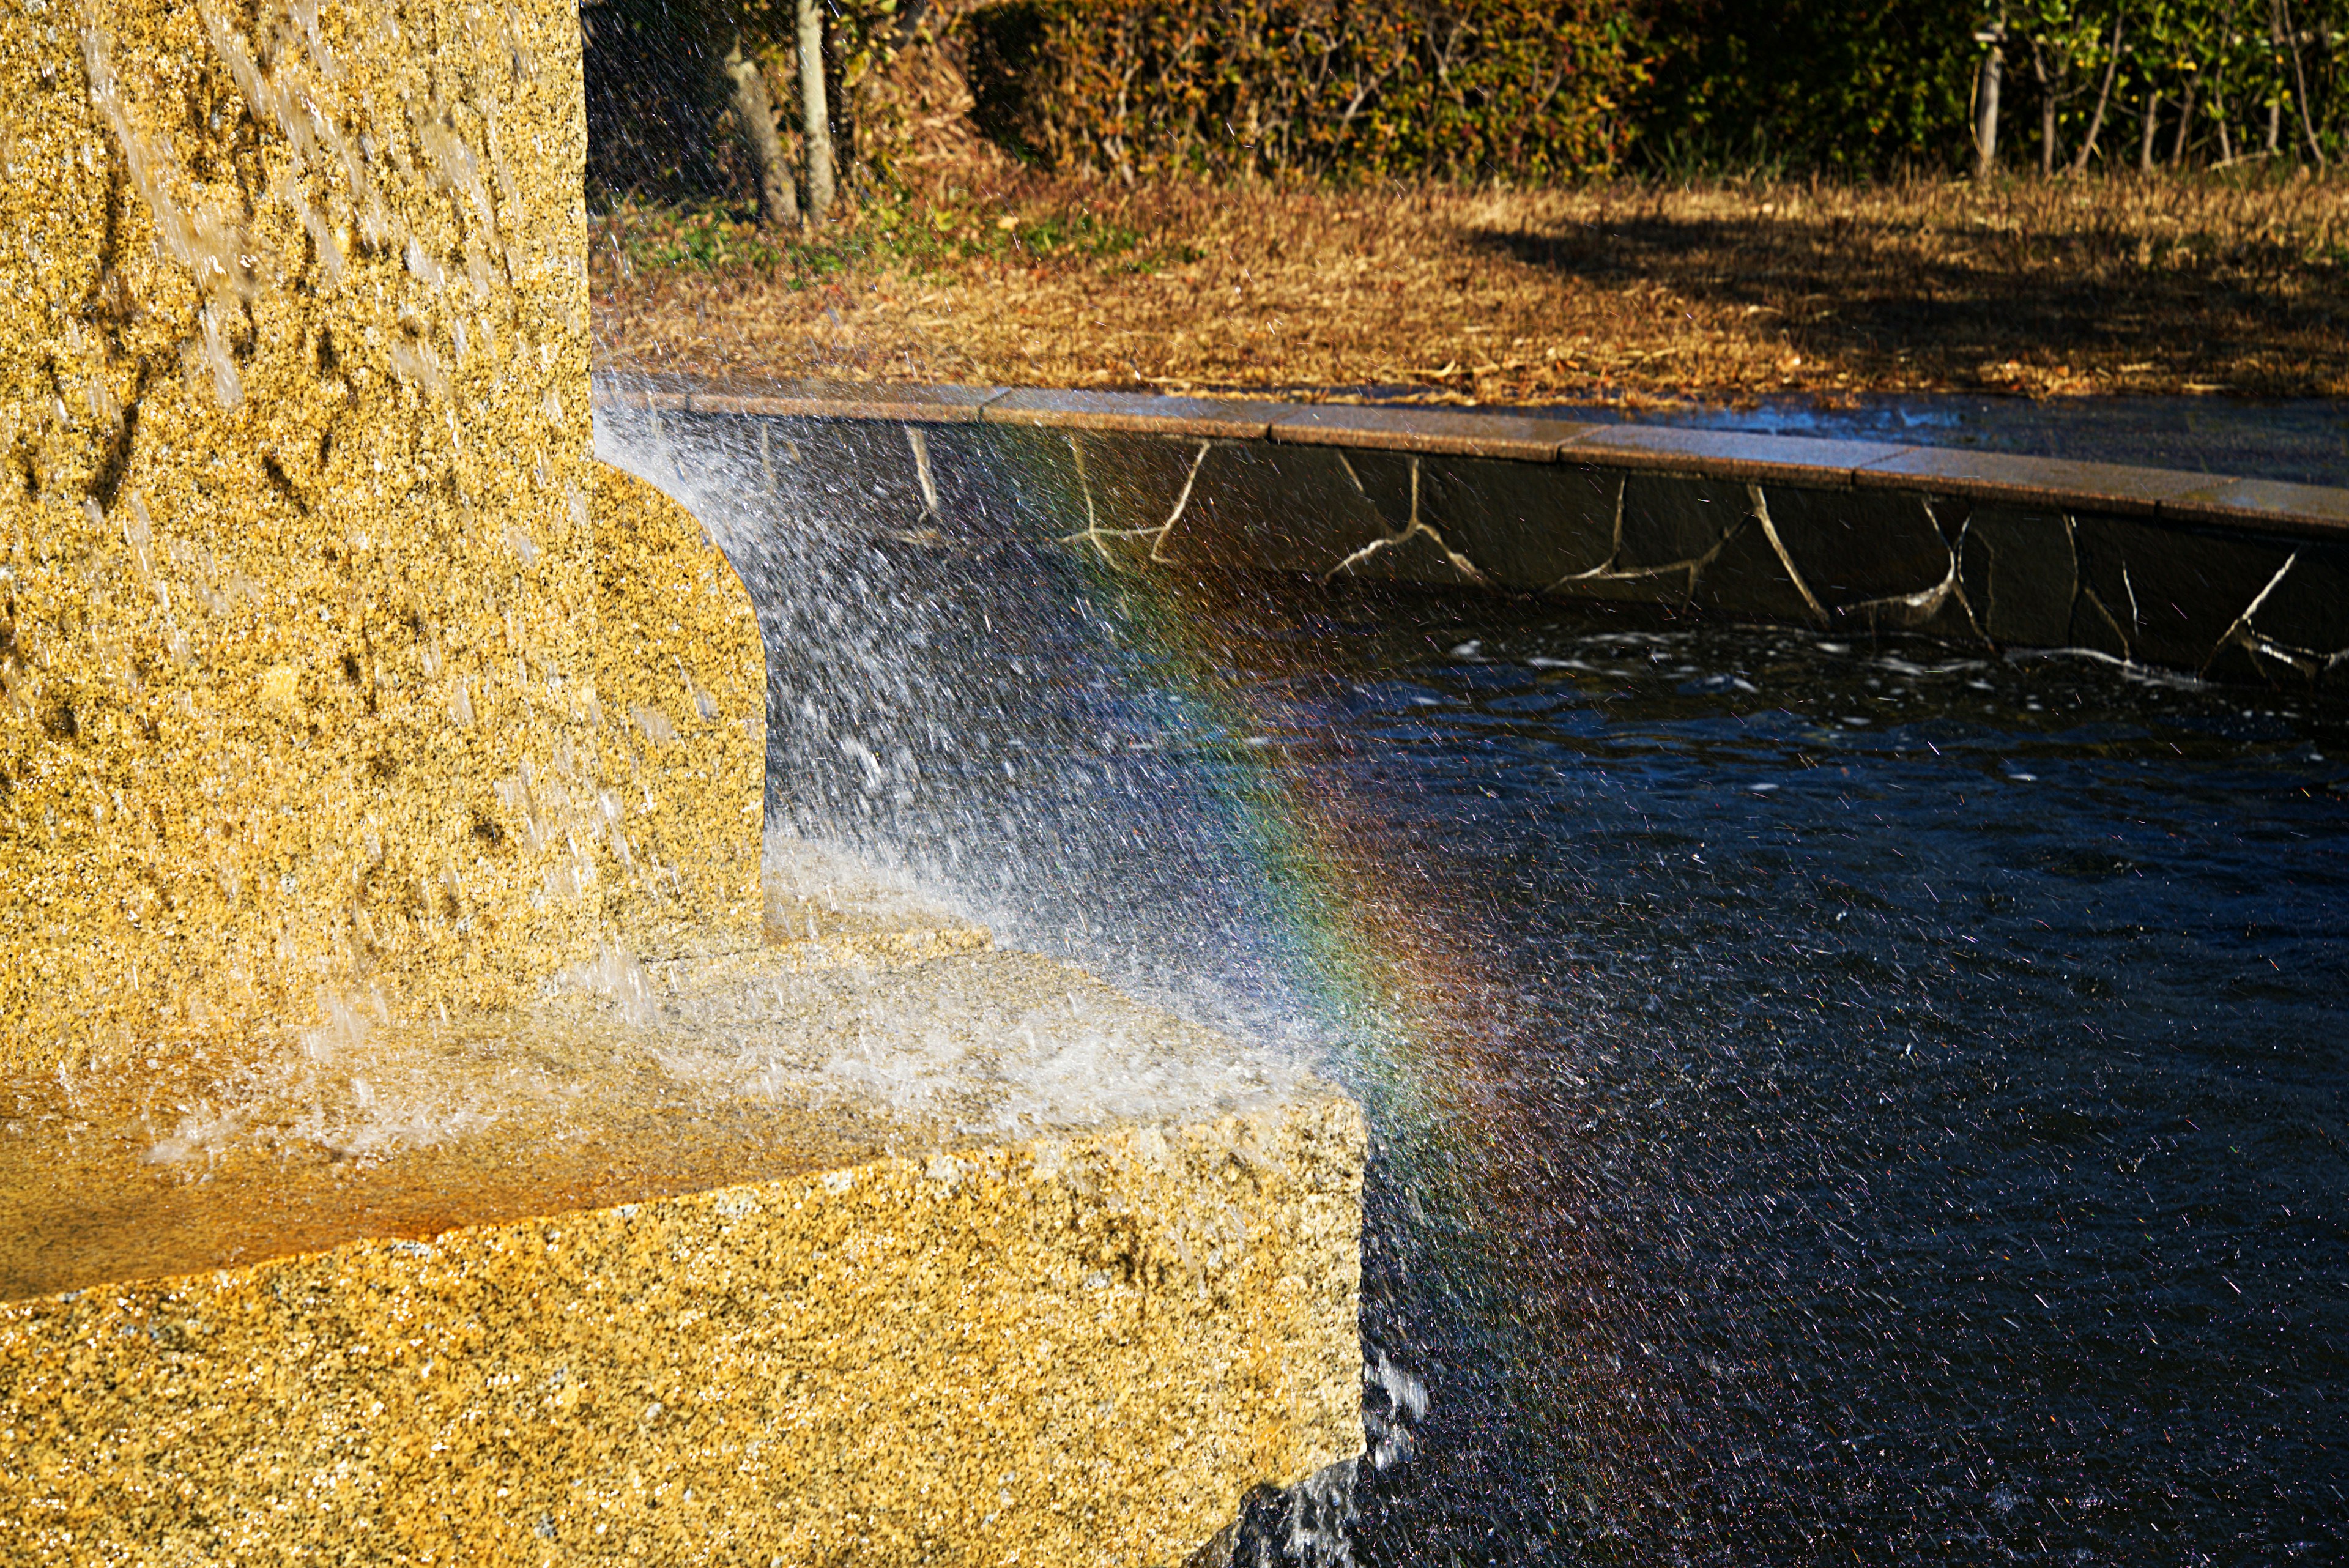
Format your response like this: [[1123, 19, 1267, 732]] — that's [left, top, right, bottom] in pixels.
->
[[126, 912, 1304, 1182], [6, 901, 1319, 1303]]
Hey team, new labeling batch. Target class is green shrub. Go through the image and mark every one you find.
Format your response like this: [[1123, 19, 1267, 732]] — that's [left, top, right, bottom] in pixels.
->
[[965, 0, 1655, 182], [1638, 0, 1976, 174], [1639, 0, 2349, 179]]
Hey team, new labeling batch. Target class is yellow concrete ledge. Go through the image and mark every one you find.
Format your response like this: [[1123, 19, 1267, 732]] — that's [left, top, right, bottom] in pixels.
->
[[1, 908, 1366, 1563], [0, 1088, 1363, 1566]]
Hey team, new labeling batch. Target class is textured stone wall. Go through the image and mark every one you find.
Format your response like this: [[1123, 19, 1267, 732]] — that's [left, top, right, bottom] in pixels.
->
[[0, 1093, 1367, 1566], [0, 1, 760, 1075], [592, 464, 766, 951]]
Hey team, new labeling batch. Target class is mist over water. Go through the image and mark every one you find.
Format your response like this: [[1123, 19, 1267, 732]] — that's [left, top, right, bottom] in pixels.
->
[[598, 404, 2347, 1566], [599, 407, 1326, 1036]]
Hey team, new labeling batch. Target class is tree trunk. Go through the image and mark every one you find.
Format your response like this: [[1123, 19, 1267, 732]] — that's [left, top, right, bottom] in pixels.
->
[[2070, 11, 2126, 173], [2031, 39, 2059, 176], [2140, 89, 2161, 172], [2171, 76, 2196, 165], [796, 0, 837, 226], [1975, 26, 2005, 179], [2268, 3, 2287, 154], [724, 39, 800, 231], [2209, 2, 2241, 163], [2280, 0, 2328, 167]]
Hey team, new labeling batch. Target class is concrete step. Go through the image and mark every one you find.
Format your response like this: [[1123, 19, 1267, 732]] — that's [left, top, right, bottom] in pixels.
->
[[0, 874, 1363, 1562]]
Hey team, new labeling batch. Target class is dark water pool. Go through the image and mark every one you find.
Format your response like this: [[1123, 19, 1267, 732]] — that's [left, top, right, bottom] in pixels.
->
[[1234, 596, 2349, 1567], [620, 413, 2347, 1566]]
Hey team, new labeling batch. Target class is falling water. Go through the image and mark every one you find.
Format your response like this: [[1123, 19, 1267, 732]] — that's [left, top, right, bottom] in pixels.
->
[[597, 398, 2347, 1566]]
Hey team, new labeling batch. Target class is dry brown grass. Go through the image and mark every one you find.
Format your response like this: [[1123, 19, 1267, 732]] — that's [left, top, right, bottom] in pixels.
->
[[590, 168, 2349, 406]]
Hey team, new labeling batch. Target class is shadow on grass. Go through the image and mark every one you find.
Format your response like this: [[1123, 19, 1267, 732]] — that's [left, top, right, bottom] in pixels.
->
[[1466, 204, 2348, 394]]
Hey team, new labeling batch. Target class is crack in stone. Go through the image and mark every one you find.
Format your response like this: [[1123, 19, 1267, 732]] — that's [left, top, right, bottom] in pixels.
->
[[1538, 472, 1629, 593], [1320, 456, 1483, 586], [1540, 476, 1734, 603], [1969, 518, 2006, 637], [905, 423, 940, 521], [2075, 581, 2132, 658], [2033, 515, 2156, 666], [1749, 484, 1828, 625], [2213, 551, 2296, 653], [1828, 498, 1986, 641], [2200, 552, 2339, 678], [1019, 440, 2346, 685], [1060, 440, 1209, 565]]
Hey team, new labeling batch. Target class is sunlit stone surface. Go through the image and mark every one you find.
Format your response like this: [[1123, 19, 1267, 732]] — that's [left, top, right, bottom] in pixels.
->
[[0, 893, 1364, 1562], [0, 4, 1366, 1560], [0, 0, 770, 1072]]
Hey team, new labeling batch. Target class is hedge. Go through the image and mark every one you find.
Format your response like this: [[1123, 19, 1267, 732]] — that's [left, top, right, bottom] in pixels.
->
[[584, 0, 2349, 207], [965, 0, 1654, 182], [1639, 0, 1977, 174], [1645, 0, 2349, 176]]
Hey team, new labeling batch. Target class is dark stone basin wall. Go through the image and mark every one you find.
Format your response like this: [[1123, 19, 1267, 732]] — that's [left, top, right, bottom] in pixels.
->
[[595, 382, 2349, 695]]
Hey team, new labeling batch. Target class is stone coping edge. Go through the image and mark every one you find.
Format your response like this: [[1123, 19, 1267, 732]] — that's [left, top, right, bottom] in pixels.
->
[[589, 378, 2349, 541]]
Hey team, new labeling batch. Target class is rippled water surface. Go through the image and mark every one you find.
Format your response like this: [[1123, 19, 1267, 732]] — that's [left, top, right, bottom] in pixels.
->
[[613, 414, 2347, 1566], [1211, 597, 2349, 1567]]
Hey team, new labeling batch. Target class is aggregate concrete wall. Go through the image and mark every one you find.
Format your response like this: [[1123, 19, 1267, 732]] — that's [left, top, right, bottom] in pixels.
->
[[0, 1089, 1365, 1567], [0, 0, 762, 1078]]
